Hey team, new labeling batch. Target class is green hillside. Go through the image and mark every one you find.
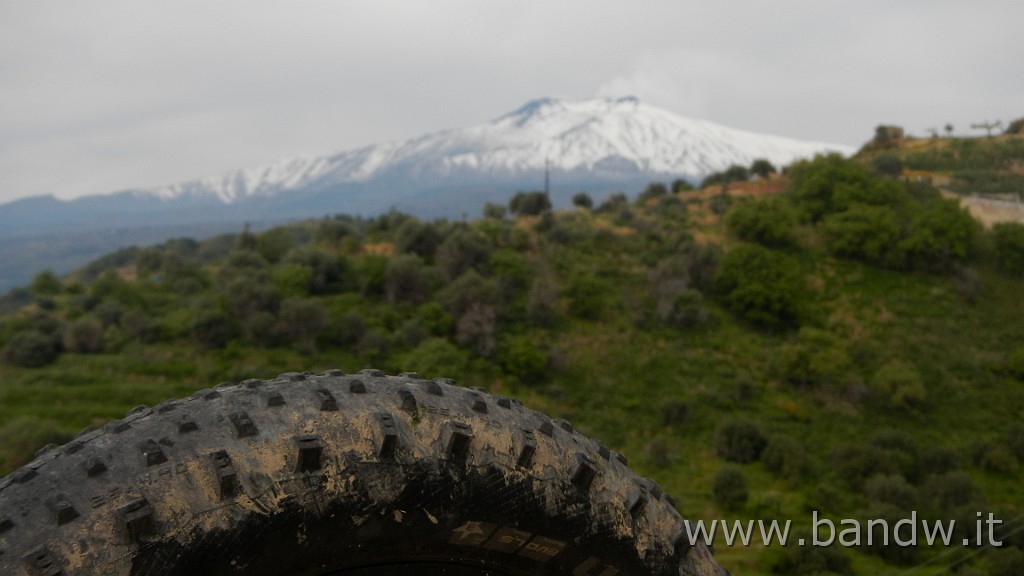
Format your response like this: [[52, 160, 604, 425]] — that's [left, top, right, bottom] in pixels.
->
[[3, 148, 1024, 574]]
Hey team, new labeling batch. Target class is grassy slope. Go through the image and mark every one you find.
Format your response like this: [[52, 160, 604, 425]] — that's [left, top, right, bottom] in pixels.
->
[[2, 156, 1024, 574]]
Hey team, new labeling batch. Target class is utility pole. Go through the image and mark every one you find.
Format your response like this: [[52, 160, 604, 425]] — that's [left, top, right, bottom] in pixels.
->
[[971, 120, 1003, 138]]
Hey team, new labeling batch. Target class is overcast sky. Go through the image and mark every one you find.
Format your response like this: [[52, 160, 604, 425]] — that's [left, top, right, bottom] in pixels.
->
[[1, 1, 1020, 205]]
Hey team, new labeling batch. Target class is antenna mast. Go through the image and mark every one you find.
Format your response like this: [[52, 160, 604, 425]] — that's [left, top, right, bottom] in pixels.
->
[[544, 157, 550, 198]]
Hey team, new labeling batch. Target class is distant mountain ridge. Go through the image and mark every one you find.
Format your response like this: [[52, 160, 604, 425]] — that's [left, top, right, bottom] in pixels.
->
[[0, 96, 852, 291]]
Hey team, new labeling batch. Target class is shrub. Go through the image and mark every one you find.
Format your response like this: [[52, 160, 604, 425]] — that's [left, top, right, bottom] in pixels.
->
[[482, 202, 507, 220], [394, 219, 443, 258], [870, 359, 926, 408], [900, 199, 982, 271], [277, 297, 328, 353], [3, 330, 60, 367], [438, 270, 500, 319], [63, 317, 105, 354], [455, 303, 497, 357], [820, 204, 903, 266], [871, 154, 904, 177], [566, 274, 608, 320], [762, 435, 808, 482], [437, 229, 491, 281], [714, 420, 768, 463], [401, 337, 470, 378], [923, 471, 984, 513], [384, 254, 436, 304], [992, 222, 1024, 274], [526, 275, 561, 327], [725, 196, 798, 248], [712, 467, 748, 511], [571, 192, 593, 210], [750, 158, 777, 179], [636, 182, 669, 205], [864, 474, 918, 508], [508, 191, 551, 216], [30, 270, 63, 297], [190, 309, 235, 350], [671, 178, 695, 194], [659, 398, 689, 426], [712, 244, 804, 330], [0, 417, 71, 473], [498, 334, 550, 383], [787, 153, 873, 222]]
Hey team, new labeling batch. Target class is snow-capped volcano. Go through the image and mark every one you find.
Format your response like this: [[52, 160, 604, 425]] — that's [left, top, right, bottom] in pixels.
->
[[142, 96, 851, 205], [0, 96, 853, 290]]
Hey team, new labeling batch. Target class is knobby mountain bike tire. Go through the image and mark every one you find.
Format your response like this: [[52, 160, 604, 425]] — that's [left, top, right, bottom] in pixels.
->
[[0, 369, 728, 576]]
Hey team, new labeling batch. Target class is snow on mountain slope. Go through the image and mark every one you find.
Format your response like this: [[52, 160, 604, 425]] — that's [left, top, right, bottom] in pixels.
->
[[142, 96, 853, 204]]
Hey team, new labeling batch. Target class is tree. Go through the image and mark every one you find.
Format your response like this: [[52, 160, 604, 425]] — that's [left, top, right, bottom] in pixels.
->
[[508, 191, 551, 216], [725, 196, 798, 248], [276, 297, 328, 353], [992, 222, 1024, 274], [750, 158, 777, 180], [571, 192, 593, 210], [712, 244, 804, 329], [526, 274, 561, 327]]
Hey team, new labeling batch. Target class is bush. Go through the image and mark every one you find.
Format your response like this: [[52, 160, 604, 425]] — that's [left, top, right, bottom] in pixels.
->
[[750, 159, 777, 179], [762, 435, 808, 482], [437, 229, 491, 281], [482, 202, 507, 220], [820, 204, 903, 266], [509, 191, 551, 216], [712, 467, 748, 511], [571, 192, 593, 210], [871, 360, 926, 408], [712, 244, 804, 330], [277, 297, 328, 353], [438, 270, 500, 319], [63, 317, 105, 354], [566, 274, 609, 320], [0, 417, 71, 474], [671, 178, 695, 194], [659, 398, 689, 426], [384, 254, 436, 304], [714, 420, 768, 463], [992, 222, 1024, 274], [455, 303, 497, 357], [900, 199, 981, 271], [787, 153, 873, 222], [725, 196, 798, 248], [30, 270, 63, 297], [190, 309, 235, 350], [526, 275, 561, 327], [394, 219, 443, 258], [3, 330, 60, 367], [872, 154, 904, 177], [400, 337, 470, 378], [864, 474, 918, 508], [636, 182, 669, 205], [498, 334, 550, 383], [923, 471, 984, 513]]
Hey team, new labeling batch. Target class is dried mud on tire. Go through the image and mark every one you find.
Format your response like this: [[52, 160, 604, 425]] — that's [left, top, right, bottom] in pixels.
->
[[0, 370, 728, 576]]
